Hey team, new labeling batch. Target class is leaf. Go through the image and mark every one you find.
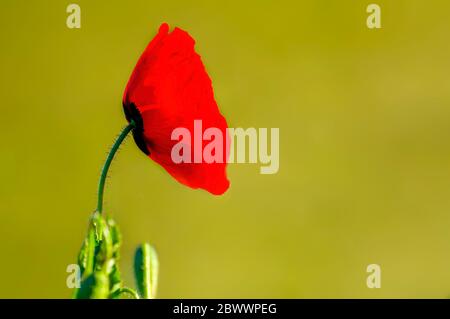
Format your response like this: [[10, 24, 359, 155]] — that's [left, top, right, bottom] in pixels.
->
[[104, 218, 123, 295], [109, 263, 122, 295], [77, 238, 88, 274], [95, 221, 113, 270], [134, 243, 159, 299], [74, 272, 110, 299], [107, 218, 122, 258], [83, 228, 97, 277], [74, 214, 119, 299], [110, 287, 140, 299]]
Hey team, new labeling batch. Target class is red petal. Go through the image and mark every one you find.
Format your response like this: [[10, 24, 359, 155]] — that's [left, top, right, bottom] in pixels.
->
[[123, 23, 230, 195]]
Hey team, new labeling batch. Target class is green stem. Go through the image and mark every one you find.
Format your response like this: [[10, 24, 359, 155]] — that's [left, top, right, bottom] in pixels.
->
[[111, 287, 140, 299], [96, 121, 135, 215]]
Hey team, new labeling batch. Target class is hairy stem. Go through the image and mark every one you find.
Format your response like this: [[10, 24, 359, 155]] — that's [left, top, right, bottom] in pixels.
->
[[97, 121, 135, 215]]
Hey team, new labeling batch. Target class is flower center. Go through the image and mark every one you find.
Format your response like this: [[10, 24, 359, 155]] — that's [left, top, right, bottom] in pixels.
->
[[123, 102, 150, 155]]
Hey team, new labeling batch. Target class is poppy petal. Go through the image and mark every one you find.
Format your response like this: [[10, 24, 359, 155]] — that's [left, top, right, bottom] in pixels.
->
[[123, 23, 230, 195]]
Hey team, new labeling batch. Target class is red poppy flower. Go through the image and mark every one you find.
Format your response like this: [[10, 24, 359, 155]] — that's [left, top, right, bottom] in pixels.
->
[[123, 23, 230, 195]]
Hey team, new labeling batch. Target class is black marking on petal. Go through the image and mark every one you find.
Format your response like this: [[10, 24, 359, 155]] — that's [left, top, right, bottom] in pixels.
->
[[123, 102, 150, 155]]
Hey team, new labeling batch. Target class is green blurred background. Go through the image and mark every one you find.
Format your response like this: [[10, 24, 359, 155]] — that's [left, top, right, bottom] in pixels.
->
[[1, 0, 450, 298]]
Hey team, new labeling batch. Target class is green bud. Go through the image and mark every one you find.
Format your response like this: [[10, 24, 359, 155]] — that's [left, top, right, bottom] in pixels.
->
[[134, 243, 159, 299]]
